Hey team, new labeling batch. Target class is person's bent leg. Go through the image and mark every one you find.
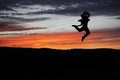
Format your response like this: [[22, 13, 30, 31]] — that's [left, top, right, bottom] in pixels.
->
[[82, 28, 90, 41], [72, 25, 80, 32], [72, 25, 84, 32]]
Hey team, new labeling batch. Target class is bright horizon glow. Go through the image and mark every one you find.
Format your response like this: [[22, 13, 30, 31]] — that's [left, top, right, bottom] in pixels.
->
[[0, 31, 120, 50]]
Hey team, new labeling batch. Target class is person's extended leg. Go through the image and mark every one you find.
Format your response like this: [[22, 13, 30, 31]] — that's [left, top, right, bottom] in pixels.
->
[[72, 25, 84, 32], [82, 28, 90, 41]]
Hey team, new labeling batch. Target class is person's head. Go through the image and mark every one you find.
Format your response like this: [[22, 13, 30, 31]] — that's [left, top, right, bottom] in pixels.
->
[[81, 14, 84, 18], [82, 11, 90, 18]]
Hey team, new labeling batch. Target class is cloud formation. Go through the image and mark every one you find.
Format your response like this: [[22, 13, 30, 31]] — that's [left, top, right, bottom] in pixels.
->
[[0, 0, 120, 36], [0, 0, 120, 16], [0, 16, 51, 22], [0, 21, 47, 32]]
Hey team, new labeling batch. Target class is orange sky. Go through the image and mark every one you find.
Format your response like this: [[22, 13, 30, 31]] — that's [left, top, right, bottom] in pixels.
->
[[0, 31, 120, 50]]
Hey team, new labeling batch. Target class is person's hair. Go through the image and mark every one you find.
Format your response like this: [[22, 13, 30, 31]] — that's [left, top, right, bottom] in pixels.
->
[[82, 11, 90, 18]]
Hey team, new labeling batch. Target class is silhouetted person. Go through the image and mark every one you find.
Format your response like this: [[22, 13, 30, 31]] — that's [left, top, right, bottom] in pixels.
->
[[72, 11, 91, 41]]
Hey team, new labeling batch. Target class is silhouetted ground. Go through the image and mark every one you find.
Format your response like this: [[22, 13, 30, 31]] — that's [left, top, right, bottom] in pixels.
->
[[0, 47, 120, 80]]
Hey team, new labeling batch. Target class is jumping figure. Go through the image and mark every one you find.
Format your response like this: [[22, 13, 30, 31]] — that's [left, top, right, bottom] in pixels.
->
[[72, 11, 91, 41]]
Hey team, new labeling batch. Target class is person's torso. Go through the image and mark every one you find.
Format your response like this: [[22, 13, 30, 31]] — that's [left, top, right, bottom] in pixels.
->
[[81, 18, 89, 26]]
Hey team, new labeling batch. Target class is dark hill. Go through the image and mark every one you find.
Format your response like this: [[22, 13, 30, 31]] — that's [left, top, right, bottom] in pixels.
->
[[0, 47, 119, 56], [0, 47, 120, 79]]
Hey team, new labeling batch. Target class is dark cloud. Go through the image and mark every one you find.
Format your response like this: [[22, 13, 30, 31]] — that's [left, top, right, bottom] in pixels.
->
[[0, 0, 120, 16], [0, 26, 46, 32], [0, 16, 51, 22], [0, 32, 41, 35], [114, 16, 120, 19], [0, 21, 47, 32], [0, 21, 18, 27]]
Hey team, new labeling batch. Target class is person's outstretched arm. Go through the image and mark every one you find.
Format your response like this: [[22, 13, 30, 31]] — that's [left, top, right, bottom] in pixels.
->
[[78, 24, 82, 26]]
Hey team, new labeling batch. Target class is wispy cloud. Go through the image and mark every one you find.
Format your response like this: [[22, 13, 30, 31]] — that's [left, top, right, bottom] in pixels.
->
[[114, 16, 120, 19], [0, 21, 47, 32], [0, 16, 51, 22], [0, 0, 120, 16]]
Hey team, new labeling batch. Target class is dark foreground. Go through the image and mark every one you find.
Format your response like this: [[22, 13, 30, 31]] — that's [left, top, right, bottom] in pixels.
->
[[0, 47, 120, 80]]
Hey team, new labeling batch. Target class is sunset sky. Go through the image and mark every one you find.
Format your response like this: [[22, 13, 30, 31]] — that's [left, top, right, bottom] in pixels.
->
[[0, 0, 120, 49]]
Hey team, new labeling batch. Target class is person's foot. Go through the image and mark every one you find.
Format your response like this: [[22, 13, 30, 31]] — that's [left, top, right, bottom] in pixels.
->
[[72, 25, 78, 28], [81, 36, 85, 42]]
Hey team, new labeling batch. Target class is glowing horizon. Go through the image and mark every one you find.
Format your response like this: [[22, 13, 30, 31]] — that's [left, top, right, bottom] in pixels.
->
[[0, 30, 120, 50]]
